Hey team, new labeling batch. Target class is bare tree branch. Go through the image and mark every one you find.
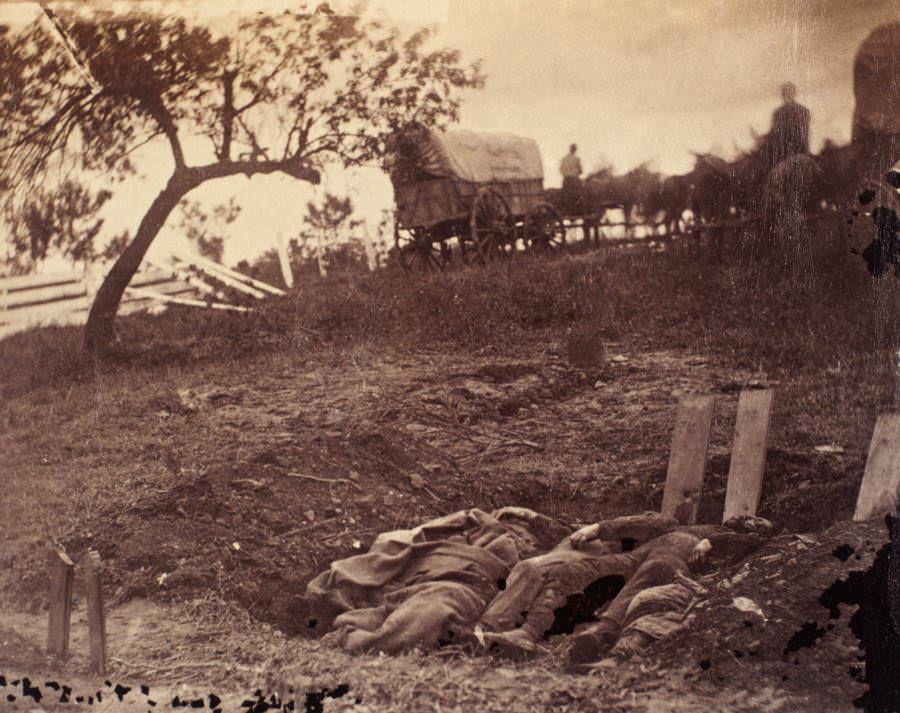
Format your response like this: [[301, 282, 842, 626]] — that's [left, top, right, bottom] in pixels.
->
[[218, 68, 237, 161], [138, 91, 186, 169], [191, 156, 320, 184]]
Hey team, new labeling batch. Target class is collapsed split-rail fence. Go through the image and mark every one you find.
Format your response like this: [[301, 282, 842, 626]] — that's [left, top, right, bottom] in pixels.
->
[[0, 252, 286, 340]]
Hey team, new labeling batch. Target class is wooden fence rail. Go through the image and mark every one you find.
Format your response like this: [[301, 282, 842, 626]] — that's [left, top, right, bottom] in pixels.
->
[[0, 256, 282, 339], [563, 209, 843, 245]]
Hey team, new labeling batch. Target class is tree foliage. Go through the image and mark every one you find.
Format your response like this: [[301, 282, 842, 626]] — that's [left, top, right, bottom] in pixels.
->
[[298, 192, 360, 248], [295, 191, 363, 276], [0, 4, 484, 352], [176, 197, 241, 263], [3, 180, 113, 274]]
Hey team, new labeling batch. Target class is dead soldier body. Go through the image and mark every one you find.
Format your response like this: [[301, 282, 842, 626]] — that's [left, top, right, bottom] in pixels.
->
[[477, 512, 767, 664], [305, 507, 567, 653]]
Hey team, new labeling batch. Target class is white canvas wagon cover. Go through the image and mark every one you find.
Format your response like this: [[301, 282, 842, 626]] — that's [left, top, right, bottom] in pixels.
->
[[853, 22, 900, 137], [390, 123, 544, 184]]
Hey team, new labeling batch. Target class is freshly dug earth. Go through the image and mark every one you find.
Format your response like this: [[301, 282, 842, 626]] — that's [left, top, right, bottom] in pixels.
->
[[0, 339, 892, 711], [0, 344, 868, 618]]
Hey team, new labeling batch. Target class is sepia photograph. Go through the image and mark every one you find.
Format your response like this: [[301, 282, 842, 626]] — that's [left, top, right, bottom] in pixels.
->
[[0, 1, 899, 710]]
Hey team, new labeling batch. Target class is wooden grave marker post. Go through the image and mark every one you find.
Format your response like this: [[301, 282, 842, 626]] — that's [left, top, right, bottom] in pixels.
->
[[47, 549, 74, 658], [567, 322, 606, 370], [853, 413, 900, 522], [47, 548, 108, 670], [661, 394, 715, 525], [85, 550, 107, 675], [722, 389, 775, 523]]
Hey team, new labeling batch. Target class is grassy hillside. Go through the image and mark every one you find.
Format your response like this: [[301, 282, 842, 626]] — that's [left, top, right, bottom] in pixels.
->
[[1, 221, 898, 710], [3, 222, 897, 399]]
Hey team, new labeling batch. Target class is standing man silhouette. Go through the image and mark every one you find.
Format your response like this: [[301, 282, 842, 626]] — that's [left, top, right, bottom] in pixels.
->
[[560, 143, 583, 214], [766, 82, 811, 168]]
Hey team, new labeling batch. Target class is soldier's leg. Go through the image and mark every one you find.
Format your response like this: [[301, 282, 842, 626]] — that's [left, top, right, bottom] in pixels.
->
[[481, 546, 628, 633], [332, 605, 388, 633], [320, 605, 388, 649], [609, 581, 696, 658], [480, 558, 546, 632], [483, 549, 641, 649], [343, 597, 445, 653], [568, 535, 699, 664]]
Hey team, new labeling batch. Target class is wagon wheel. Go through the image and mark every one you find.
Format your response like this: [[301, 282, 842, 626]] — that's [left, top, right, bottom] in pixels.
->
[[524, 202, 566, 255], [395, 226, 450, 272], [470, 188, 513, 263]]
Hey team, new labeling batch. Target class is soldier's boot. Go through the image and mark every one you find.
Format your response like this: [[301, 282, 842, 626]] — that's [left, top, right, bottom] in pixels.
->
[[482, 627, 539, 659], [568, 617, 620, 665]]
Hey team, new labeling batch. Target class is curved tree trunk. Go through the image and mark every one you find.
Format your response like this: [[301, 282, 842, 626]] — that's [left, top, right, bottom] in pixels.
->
[[82, 159, 318, 355], [83, 170, 199, 355]]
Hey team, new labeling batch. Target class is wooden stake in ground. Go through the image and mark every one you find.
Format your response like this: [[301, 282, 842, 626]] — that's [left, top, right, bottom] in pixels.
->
[[85, 550, 107, 675], [277, 230, 295, 289], [722, 389, 775, 523], [853, 413, 900, 522], [566, 322, 606, 370], [661, 394, 715, 525], [47, 548, 74, 658]]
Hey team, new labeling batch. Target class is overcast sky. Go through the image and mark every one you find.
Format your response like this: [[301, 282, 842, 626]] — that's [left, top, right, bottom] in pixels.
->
[[3, 0, 899, 267], [432, 0, 899, 177]]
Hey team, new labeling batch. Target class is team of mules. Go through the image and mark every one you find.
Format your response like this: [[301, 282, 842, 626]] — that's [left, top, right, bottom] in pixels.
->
[[575, 21, 900, 264], [574, 136, 891, 265]]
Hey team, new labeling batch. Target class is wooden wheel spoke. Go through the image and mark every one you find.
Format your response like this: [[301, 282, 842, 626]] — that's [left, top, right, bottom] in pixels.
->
[[525, 202, 565, 255], [470, 188, 512, 263], [395, 227, 447, 272]]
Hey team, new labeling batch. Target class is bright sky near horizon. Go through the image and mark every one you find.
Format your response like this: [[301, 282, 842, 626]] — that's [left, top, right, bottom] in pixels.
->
[[3, 0, 899, 268]]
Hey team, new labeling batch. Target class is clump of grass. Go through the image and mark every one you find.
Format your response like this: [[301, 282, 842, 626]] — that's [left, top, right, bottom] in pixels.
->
[[0, 325, 96, 397]]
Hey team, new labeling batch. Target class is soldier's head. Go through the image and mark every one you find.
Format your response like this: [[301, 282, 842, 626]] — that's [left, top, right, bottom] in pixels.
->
[[570, 143, 578, 154], [780, 82, 797, 103]]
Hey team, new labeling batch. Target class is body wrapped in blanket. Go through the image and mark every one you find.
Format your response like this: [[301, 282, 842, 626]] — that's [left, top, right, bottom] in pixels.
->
[[305, 507, 568, 653]]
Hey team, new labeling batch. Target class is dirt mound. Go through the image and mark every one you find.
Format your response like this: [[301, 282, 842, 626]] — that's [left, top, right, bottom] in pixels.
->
[[1, 336, 887, 712], [11, 348, 864, 641], [646, 516, 894, 711], [696, 448, 861, 530]]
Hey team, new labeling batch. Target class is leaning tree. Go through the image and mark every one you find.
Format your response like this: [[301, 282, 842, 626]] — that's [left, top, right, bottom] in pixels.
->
[[0, 4, 483, 353]]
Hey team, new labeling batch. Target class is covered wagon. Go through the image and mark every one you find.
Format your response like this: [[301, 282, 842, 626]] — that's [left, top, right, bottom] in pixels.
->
[[386, 124, 565, 270]]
